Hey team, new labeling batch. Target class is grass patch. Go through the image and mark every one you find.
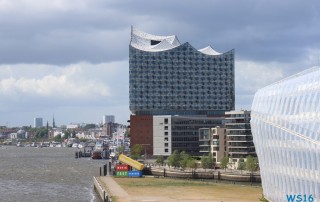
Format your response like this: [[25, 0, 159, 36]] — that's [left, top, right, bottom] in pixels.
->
[[117, 178, 214, 187], [114, 177, 263, 202]]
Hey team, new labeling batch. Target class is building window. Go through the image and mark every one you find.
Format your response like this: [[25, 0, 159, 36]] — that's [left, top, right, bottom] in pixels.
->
[[165, 149, 168, 152], [151, 40, 161, 45], [164, 132, 168, 136], [164, 137, 168, 141], [164, 118, 168, 124], [164, 126, 168, 130], [165, 143, 168, 147]]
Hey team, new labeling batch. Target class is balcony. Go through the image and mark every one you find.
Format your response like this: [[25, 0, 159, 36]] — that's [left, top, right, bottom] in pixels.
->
[[212, 147, 220, 151], [199, 143, 210, 147], [199, 147, 210, 152]]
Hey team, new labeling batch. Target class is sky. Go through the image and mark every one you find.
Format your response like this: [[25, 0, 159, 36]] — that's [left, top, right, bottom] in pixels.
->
[[0, 0, 320, 127]]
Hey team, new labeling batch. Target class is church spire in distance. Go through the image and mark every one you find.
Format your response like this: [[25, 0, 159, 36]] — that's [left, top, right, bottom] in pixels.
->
[[53, 114, 56, 128]]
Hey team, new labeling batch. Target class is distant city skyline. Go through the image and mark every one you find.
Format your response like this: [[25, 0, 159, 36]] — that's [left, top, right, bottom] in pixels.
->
[[1, 0, 319, 127]]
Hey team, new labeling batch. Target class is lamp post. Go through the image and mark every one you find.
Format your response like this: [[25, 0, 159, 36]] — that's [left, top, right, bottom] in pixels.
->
[[141, 144, 151, 162]]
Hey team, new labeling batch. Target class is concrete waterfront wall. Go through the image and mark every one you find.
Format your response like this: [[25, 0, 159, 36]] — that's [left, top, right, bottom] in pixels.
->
[[93, 176, 111, 202]]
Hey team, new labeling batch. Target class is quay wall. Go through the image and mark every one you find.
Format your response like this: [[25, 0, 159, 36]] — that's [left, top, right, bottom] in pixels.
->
[[93, 176, 111, 202], [148, 168, 261, 183]]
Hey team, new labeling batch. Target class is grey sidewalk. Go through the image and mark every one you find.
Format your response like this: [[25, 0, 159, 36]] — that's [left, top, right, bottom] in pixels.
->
[[98, 176, 130, 201]]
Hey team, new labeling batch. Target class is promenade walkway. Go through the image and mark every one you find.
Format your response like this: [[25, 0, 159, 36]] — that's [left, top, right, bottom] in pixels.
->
[[98, 176, 130, 202]]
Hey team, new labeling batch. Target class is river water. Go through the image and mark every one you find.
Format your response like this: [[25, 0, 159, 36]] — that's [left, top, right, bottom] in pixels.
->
[[0, 146, 107, 202]]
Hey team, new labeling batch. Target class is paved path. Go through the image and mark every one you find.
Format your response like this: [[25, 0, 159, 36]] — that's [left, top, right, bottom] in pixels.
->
[[98, 176, 131, 202]]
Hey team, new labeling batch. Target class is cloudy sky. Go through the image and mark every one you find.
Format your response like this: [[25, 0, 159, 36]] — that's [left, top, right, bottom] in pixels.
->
[[1, 0, 319, 127]]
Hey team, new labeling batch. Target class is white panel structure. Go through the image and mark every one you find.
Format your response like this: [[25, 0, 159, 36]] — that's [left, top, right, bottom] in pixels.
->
[[251, 67, 320, 202]]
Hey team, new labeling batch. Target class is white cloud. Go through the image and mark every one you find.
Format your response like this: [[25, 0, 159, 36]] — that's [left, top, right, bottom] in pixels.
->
[[236, 60, 284, 93], [0, 60, 128, 107], [235, 60, 285, 110], [0, 60, 130, 126], [0, 63, 106, 98]]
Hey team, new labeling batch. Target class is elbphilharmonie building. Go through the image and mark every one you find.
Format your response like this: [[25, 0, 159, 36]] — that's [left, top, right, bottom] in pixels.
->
[[129, 27, 235, 156], [129, 27, 235, 116], [251, 67, 320, 201]]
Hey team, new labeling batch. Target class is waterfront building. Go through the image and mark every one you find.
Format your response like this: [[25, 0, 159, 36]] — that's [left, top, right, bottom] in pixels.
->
[[129, 27, 234, 155], [34, 117, 43, 128], [225, 110, 255, 167], [66, 124, 79, 129], [251, 67, 320, 201], [199, 126, 227, 164], [102, 115, 115, 124], [102, 122, 120, 137]]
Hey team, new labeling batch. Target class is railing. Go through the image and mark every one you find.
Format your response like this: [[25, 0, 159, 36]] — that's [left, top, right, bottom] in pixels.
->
[[147, 167, 261, 184], [93, 176, 111, 202]]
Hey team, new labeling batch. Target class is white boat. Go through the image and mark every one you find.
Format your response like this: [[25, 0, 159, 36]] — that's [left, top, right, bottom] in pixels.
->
[[72, 143, 79, 148], [16, 142, 24, 147]]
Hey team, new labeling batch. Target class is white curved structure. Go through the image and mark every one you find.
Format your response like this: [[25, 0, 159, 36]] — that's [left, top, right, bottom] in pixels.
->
[[130, 27, 181, 52], [251, 67, 320, 201], [130, 26, 221, 55], [198, 46, 221, 55]]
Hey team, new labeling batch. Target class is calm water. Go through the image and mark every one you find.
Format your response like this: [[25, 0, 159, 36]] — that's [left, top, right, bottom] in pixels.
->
[[0, 146, 107, 202]]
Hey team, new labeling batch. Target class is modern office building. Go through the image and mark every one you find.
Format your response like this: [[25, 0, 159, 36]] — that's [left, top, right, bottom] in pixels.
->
[[225, 110, 255, 161], [129, 27, 235, 156], [171, 116, 226, 156], [103, 115, 115, 124], [34, 117, 43, 128], [251, 67, 320, 201], [150, 115, 226, 157]]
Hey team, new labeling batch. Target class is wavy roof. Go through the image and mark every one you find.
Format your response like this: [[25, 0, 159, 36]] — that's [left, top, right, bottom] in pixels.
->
[[130, 26, 222, 55]]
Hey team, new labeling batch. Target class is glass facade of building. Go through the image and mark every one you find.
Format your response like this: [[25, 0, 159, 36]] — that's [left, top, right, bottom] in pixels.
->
[[251, 67, 320, 201], [129, 27, 235, 116], [171, 116, 225, 156]]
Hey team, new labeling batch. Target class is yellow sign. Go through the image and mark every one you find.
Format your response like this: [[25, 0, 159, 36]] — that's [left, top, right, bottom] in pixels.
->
[[118, 154, 144, 170]]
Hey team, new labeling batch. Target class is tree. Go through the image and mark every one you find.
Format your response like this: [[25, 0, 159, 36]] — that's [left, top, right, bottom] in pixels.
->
[[246, 155, 258, 185], [53, 134, 62, 142], [180, 151, 191, 170], [83, 124, 96, 130], [71, 130, 76, 138], [64, 131, 71, 139], [116, 146, 126, 154], [237, 158, 246, 174], [245, 155, 258, 173], [201, 153, 214, 171], [131, 144, 143, 159], [201, 155, 209, 171], [35, 128, 48, 139], [207, 153, 214, 170], [220, 156, 229, 172], [187, 158, 198, 171], [156, 155, 164, 167], [168, 150, 180, 168]]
